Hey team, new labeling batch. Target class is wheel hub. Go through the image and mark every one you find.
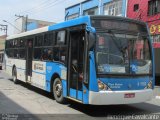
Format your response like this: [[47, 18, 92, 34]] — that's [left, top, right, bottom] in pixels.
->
[[55, 83, 62, 97]]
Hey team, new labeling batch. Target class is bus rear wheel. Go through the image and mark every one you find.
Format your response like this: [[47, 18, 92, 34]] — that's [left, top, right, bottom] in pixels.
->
[[53, 78, 65, 103], [12, 67, 18, 84]]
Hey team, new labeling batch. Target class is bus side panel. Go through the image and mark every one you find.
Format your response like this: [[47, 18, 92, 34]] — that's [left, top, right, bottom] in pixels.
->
[[5, 58, 13, 76], [5, 56, 26, 82], [83, 51, 98, 104], [89, 51, 98, 92], [45, 62, 67, 97], [32, 61, 46, 90], [14, 59, 26, 82]]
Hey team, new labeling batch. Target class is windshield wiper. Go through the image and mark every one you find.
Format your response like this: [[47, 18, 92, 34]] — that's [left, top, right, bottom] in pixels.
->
[[107, 30, 126, 54]]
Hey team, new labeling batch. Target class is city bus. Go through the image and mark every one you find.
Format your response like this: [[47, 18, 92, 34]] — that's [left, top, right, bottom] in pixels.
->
[[5, 16, 155, 105]]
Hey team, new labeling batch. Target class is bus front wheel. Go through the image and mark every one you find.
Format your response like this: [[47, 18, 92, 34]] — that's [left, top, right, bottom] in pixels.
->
[[12, 67, 18, 84], [53, 78, 65, 103]]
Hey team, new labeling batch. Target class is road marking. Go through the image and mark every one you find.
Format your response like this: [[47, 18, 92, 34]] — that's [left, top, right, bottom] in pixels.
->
[[155, 96, 160, 99]]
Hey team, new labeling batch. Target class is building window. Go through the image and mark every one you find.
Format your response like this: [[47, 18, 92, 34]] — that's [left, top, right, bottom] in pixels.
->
[[104, 0, 122, 16], [134, 4, 139, 12], [84, 7, 99, 15], [67, 13, 79, 20], [148, 0, 160, 16]]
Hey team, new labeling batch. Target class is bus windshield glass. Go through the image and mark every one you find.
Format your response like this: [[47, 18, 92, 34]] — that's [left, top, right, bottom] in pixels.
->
[[92, 19, 152, 75], [96, 32, 152, 75]]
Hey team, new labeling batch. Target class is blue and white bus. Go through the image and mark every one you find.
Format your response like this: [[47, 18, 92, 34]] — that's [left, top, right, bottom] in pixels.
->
[[5, 16, 155, 105]]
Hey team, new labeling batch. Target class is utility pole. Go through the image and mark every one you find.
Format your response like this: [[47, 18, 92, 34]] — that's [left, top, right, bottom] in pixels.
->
[[0, 24, 8, 36], [25, 15, 28, 32], [15, 14, 28, 32], [3, 20, 21, 32]]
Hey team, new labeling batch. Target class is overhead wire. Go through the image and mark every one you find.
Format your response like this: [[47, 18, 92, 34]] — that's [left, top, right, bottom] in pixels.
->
[[24, 0, 65, 16], [6, 0, 57, 22], [4, 0, 67, 34], [18, 0, 53, 14]]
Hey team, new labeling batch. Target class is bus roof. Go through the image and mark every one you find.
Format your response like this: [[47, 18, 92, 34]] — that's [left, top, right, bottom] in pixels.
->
[[90, 15, 147, 26], [6, 16, 91, 40], [6, 15, 146, 40], [6, 26, 48, 40], [48, 16, 91, 31]]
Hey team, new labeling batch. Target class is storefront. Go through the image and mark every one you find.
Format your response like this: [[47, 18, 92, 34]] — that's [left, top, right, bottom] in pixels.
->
[[149, 20, 160, 77], [149, 21, 160, 48]]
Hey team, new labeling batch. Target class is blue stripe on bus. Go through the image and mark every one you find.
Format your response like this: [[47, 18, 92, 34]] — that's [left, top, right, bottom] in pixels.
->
[[48, 16, 91, 31], [62, 80, 67, 97], [6, 65, 12, 67], [32, 70, 46, 75], [6, 65, 26, 71], [89, 51, 98, 92]]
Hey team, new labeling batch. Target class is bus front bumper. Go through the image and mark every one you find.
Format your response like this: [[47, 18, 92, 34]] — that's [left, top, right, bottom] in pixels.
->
[[89, 89, 153, 105]]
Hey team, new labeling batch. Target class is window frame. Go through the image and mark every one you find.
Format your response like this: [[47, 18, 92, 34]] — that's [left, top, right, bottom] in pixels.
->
[[133, 4, 139, 12]]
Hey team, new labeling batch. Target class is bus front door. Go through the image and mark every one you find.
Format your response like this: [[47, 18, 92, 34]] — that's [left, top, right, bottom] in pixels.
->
[[68, 30, 85, 101], [26, 39, 33, 83]]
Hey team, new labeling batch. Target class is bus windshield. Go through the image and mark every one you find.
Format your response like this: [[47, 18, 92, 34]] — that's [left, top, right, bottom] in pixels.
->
[[96, 32, 152, 75]]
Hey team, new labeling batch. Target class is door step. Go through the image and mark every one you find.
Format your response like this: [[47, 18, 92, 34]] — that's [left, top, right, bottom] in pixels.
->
[[67, 97, 83, 103], [26, 76, 31, 83]]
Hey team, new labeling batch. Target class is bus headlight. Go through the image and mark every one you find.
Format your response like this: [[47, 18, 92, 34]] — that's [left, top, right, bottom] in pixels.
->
[[145, 81, 152, 89], [98, 80, 112, 91]]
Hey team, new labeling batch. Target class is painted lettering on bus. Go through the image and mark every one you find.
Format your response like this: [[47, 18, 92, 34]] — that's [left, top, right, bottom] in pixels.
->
[[108, 83, 123, 89], [34, 63, 44, 70]]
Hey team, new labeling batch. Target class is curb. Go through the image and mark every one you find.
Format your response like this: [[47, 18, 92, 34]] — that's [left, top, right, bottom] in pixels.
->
[[155, 96, 160, 99]]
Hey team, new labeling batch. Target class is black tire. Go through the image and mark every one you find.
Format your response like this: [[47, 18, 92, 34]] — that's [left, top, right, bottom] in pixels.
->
[[53, 78, 65, 103], [12, 67, 18, 84]]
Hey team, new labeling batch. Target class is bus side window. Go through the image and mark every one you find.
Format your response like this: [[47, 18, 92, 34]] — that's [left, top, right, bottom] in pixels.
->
[[34, 48, 42, 60], [53, 48, 60, 61], [34, 34, 44, 61], [56, 31, 66, 45], [44, 33, 53, 46]]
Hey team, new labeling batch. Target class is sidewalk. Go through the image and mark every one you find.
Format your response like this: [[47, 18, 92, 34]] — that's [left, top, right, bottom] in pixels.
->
[[154, 86, 160, 99]]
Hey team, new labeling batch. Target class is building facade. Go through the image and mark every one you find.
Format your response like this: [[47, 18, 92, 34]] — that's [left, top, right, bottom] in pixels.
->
[[0, 35, 6, 51], [127, 0, 160, 78], [14, 17, 55, 34], [65, 0, 128, 20], [0, 35, 7, 69]]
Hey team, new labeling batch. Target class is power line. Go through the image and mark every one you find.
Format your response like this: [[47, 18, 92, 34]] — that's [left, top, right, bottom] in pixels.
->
[[6, 0, 55, 22], [19, 0, 52, 14], [22, 0, 64, 16], [13, 0, 64, 22], [19, 0, 56, 15], [3, 0, 66, 33]]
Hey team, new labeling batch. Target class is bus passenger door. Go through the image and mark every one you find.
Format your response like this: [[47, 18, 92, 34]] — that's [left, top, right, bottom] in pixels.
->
[[26, 38, 33, 82], [67, 30, 85, 101]]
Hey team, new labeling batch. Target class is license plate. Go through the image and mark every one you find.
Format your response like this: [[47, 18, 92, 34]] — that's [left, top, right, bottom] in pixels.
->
[[124, 93, 135, 98]]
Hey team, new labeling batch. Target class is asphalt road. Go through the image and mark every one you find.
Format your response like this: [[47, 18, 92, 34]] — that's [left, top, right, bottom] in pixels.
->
[[0, 70, 160, 120]]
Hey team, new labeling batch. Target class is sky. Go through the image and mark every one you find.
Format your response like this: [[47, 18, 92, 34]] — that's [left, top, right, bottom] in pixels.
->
[[0, 0, 86, 35]]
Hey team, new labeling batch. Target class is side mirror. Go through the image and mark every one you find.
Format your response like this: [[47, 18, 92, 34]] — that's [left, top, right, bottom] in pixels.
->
[[88, 32, 96, 50]]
